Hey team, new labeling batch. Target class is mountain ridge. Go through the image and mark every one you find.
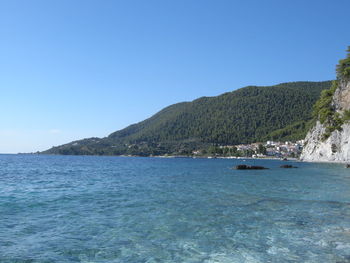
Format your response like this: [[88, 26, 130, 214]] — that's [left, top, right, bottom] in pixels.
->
[[42, 80, 332, 156]]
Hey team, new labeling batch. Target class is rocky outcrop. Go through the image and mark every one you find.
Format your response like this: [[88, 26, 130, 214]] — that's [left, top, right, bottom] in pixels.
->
[[301, 121, 350, 162], [301, 48, 350, 163], [234, 165, 269, 170], [333, 79, 350, 111]]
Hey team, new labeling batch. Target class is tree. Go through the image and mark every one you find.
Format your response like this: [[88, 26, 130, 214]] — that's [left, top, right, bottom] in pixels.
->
[[257, 144, 267, 155]]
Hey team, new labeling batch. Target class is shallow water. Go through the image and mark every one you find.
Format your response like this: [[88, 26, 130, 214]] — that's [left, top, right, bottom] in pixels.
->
[[0, 155, 350, 262]]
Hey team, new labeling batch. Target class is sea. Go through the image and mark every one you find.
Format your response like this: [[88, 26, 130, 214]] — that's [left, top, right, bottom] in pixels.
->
[[0, 154, 350, 263]]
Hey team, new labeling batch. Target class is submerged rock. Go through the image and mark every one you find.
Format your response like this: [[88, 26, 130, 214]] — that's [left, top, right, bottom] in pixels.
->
[[235, 164, 269, 170], [280, 164, 298, 168]]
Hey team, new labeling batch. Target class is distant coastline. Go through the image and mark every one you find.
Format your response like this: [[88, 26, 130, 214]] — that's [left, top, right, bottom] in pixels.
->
[[40, 81, 331, 157]]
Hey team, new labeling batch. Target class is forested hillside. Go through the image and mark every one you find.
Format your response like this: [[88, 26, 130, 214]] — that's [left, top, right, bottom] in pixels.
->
[[42, 81, 331, 156]]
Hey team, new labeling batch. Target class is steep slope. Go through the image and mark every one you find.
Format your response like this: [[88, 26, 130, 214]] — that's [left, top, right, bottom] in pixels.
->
[[301, 47, 350, 162], [43, 81, 331, 156]]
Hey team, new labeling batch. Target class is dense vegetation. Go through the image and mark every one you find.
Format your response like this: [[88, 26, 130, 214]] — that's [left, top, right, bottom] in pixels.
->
[[312, 81, 343, 139], [42, 81, 331, 156], [313, 47, 350, 140], [336, 46, 350, 79]]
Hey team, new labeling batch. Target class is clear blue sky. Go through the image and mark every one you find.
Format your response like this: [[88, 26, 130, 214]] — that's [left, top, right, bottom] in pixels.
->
[[1, 0, 349, 153]]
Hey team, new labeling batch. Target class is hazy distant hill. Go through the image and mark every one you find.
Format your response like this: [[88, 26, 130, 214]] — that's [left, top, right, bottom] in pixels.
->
[[42, 81, 331, 156]]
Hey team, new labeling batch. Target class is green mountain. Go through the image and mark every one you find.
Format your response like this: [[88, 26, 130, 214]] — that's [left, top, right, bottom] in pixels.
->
[[42, 81, 331, 156]]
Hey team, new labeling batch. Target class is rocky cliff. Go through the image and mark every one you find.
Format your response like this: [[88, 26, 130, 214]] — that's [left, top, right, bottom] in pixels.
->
[[301, 120, 350, 162], [301, 48, 350, 162]]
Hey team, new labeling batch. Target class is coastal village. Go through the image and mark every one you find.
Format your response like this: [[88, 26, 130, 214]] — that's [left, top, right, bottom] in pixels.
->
[[192, 140, 305, 158]]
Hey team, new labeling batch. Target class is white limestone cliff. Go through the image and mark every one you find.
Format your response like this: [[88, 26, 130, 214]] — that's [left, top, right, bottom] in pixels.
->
[[301, 79, 350, 162]]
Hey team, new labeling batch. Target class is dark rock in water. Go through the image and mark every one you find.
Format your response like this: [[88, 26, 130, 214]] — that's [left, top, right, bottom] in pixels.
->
[[282, 158, 288, 161], [250, 166, 269, 170], [235, 165, 248, 170], [346, 164, 350, 168], [280, 164, 297, 168], [235, 165, 268, 170]]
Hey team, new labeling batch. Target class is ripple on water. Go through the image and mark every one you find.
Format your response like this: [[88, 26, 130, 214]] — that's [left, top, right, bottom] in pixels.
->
[[0, 155, 350, 262]]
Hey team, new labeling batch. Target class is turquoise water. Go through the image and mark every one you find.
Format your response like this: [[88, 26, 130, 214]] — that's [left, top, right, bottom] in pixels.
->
[[0, 155, 350, 262]]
